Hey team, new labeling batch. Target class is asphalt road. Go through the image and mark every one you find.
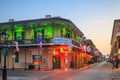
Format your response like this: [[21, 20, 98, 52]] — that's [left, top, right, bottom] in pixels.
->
[[0, 61, 116, 80], [40, 62, 113, 80]]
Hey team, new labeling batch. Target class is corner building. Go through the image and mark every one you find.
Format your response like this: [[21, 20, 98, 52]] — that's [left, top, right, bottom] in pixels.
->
[[0, 16, 87, 70]]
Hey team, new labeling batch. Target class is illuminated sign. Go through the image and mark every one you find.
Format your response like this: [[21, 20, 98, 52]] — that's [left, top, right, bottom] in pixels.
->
[[53, 38, 72, 48]]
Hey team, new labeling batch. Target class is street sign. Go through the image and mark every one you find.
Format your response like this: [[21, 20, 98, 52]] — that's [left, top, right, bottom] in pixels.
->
[[2, 48, 8, 56]]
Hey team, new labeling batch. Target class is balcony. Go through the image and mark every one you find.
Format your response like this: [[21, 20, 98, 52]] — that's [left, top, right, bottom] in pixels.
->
[[0, 38, 80, 48], [72, 40, 80, 47]]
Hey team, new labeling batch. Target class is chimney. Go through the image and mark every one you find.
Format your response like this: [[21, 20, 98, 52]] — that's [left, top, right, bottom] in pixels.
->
[[45, 15, 51, 18], [9, 19, 14, 22]]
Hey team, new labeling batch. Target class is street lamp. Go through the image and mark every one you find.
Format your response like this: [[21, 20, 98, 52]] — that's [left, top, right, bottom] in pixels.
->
[[38, 33, 42, 70], [1, 29, 9, 80]]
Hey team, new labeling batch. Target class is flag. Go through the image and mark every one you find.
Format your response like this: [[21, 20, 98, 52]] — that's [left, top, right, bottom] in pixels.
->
[[38, 36, 42, 48], [80, 43, 84, 52], [68, 39, 72, 50], [86, 46, 91, 53], [39, 41, 42, 48], [15, 41, 19, 51]]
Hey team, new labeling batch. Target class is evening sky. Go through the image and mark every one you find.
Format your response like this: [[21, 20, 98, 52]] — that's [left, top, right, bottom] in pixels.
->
[[0, 0, 120, 54]]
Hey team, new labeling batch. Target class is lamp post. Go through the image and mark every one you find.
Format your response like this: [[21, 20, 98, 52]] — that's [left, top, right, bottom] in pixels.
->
[[38, 33, 42, 70], [25, 47, 27, 70], [1, 29, 9, 80]]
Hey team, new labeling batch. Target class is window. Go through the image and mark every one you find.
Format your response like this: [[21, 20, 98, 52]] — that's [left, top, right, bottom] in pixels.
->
[[14, 24, 24, 41], [15, 52, 19, 63], [45, 26, 53, 38], [14, 32, 24, 41], [62, 28, 66, 38], [117, 27, 120, 32], [66, 32, 70, 38], [14, 32, 18, 41], [34, 28, 44, 43]]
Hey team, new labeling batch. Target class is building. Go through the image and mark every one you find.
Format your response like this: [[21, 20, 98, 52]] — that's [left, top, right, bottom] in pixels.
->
[[110, 19, 120, 67], [110, 20, 120, 59], [0, 16, 94, 70]]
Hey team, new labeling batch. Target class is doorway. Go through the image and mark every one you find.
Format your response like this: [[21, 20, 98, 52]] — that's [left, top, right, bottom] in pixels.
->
[[53, 56, 60, 69]]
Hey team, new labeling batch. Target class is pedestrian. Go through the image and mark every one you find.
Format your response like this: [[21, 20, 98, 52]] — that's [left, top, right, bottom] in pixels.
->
[[111, 58, 116, 69], [113, 51, 120, 69], [70, 61, 74, 69], [115, 56, 119, 69]]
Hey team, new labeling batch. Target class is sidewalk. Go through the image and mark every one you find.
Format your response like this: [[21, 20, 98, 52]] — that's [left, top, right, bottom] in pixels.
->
[[110, 68, 120, 80], [0, 63, 98, 80], [0, 69, 70, 80]]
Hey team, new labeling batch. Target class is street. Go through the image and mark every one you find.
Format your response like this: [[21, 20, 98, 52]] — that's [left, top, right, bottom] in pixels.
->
[[0, 61, 119, 80]]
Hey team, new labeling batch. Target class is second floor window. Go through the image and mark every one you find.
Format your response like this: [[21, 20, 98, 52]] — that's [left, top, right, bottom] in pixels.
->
[[45, 26, 53, 38], [66, 32, 70, 38], [14, 32, 24, 41], [34, 28, 44, 43]]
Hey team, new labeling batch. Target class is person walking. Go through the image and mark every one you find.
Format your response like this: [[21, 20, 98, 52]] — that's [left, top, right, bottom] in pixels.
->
[[111, 58, 116, 69], [114, 51, 119, 69], [70, 61, 74, 69]]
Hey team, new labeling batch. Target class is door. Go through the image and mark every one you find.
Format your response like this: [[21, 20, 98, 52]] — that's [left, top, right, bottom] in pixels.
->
[[53, 56, 60, 69]]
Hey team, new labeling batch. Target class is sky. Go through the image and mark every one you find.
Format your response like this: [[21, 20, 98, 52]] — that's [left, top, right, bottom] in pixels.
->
[[0, 0, 120, 54]]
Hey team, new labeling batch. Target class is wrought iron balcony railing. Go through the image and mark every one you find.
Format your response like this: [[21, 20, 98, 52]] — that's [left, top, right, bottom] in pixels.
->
[[0, 38, 80, 48]]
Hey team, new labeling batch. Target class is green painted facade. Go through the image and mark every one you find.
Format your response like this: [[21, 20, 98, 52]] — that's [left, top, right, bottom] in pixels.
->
[[0, 18, 84, 47]]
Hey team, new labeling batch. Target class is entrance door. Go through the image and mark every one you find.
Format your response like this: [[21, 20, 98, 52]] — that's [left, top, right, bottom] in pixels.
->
[[53, 56, 60, 69]]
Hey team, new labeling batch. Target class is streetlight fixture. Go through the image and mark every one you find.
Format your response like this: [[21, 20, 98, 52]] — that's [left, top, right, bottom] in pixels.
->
[[1, 29, 9, 80]]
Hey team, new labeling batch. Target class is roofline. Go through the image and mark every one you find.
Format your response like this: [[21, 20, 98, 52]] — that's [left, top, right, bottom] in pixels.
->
[[111, 20, 116, 45], [111, 19, 120, 45], [0, 17, 69, 24], [0, 17, 84, 36]]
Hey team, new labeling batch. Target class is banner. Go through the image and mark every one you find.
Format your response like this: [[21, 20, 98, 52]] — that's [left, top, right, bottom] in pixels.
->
[[15, 41, 19, 51], [38, 35, 42, 48]]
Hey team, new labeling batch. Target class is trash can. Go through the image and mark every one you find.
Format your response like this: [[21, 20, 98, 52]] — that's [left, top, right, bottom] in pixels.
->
[[28, 64, 35, 70]]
